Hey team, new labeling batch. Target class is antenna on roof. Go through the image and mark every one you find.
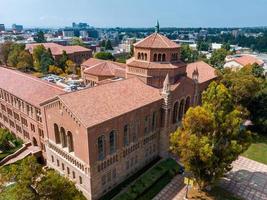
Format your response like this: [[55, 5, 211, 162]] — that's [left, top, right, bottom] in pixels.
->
[[155, 20, 160, 33]]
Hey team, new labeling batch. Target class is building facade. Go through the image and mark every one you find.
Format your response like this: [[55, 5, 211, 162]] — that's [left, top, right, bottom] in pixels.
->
[[0, 28, 216, 200]]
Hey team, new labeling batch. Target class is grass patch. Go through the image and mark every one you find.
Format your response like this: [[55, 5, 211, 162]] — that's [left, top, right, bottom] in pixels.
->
[[114, 158, 181, 200], [188, 186, 241, 200], [242, 134, 267, 165]]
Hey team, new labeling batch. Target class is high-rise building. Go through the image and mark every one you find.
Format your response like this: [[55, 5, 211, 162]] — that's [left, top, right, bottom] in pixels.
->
[[0, 24, 5, 32], [12, 24, 23, 32]]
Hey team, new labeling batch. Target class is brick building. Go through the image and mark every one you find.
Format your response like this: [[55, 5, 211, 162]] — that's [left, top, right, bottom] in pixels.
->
[[26, 43, 92, 65], [0, 27, 216, 200]]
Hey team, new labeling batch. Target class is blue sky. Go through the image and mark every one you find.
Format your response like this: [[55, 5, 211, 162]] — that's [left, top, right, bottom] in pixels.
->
[[1, 0, 267, 28]]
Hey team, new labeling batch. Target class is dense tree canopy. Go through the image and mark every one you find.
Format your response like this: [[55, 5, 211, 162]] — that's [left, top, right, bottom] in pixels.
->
[[170, 82, 252, 189], [180, 44, 199, 63], [34, 31, 46, 43], [94, 52, 114, 61], [209, 48, 229, 69], [0, 156, 86, 200]]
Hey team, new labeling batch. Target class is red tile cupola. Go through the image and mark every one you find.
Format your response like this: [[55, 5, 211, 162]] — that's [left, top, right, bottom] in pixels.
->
[[126, 22, 187, 88]]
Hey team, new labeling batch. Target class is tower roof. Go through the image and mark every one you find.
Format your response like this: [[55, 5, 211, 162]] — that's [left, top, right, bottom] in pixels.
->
[[134, 33, 180, 49]]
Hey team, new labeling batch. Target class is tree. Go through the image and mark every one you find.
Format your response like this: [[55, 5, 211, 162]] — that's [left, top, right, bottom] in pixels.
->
[[37, 170, 86, 200], [251, 63, 264, 78], [105, 40, 113, 50], [170, 82, 252, 190], [32, 45, 47, 71], [221, 43, 231, 51], [220, 66, 262, 106], [40, 50, 54, 74], [209, 48, 228, 69], [48, 65, 64, 75], [0, 41, 14, 64], [0, 156, 86, 200], [70, 37, 85, 47], [34, 31, 46, 43], [197, 40, 210, 51], [94, 52, 114, 61], [17, 50, 33, 72], [58, 50, 68, 70], [180, 45, 199, 63], [248, 81, 267, 133], [65, 60, 76, 74], [7, 43, 25, 67]]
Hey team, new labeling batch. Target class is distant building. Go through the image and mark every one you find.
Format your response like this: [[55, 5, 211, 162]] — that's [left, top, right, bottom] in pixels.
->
[[26, 43, 92, 65], [211, 43, 222, 51], [72, 22, 90, 29], [62, 29, 74, 37], [0, 24, 5, 32], [224, 55, 264, 69], [80, 30, 89, 38], [12, 24, 23, 32]]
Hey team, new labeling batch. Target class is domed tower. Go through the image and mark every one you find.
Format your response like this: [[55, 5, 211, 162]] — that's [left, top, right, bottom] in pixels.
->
[[126, 22, 186, 88]]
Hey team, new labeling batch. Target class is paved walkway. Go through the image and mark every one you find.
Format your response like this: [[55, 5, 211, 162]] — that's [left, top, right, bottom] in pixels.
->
[[220, 156, 267, 200], [153, 175, 186, 200], [3, 145, 41, 165], [153, 156, 267, 200]]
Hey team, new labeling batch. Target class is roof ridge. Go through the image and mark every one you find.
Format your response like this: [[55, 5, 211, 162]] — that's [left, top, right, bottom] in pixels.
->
[[158, 33, 170, 48]]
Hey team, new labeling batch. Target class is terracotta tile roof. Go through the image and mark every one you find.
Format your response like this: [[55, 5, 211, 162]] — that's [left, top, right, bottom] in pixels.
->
[[186, 61, 217, 83], [127, 58, 186, 69], [26, 43, 91, 56], [227, 55, 264, 66], [58, 78, 162, 128], [134, 33, 180, 49], [0, 66, 65, 107], [82, 58, 126, 78]]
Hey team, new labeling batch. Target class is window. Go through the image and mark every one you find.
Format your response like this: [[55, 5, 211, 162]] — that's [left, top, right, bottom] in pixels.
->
[[54, 124, 60, 144], [153, 54, 157, 61], [178, 99, 185, 120], [162, 54, 166, 62], [141, 53, 144, 60], [51, 155, 54, 163], [67, 131, 74, 152], [21, 117, 28, 127], [62, 163, 65, 171], [184, 97, 191, 114], [30, 123, 35, 132], [158, 54, 162, 62], [60, 127, 67, 148], [112, 169, 116, 179], [172, 102, 179, 124], [144, 53, 147, 60], [57, 159, 60, 166], [123, 125, 129, 146], [98, 135, 105, 160], [109, 131, 116, 154], [72, 171, 76, 179], [138, 52, 141, 59], [67, 167, 70, 175], [79, 176, 82, 184]]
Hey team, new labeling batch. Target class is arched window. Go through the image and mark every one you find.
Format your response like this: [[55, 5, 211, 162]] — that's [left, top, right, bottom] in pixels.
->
[[153, 54, 157, 62], [54, 123, 60, 144], [158, 54, 162, 62], [172, 101, 179, 123], [144, 53, 147, 61], [141, 53, 144, 60], [184, 97, 191, 114], [178, 99, 185, 121], [98, 135, 105, 160], [162, 54, 166, 62], [123, 125, 129, 147], [109, 131, 116, 154], [60, 127, 67, 148], [67, 131, 74, 152], [32, 137, 38, 146], [138, 52, 141, 59]]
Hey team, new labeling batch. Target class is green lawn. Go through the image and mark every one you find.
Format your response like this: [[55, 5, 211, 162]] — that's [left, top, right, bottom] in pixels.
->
[[242, 134, 267, 165], [0, 184, 17, 200]]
